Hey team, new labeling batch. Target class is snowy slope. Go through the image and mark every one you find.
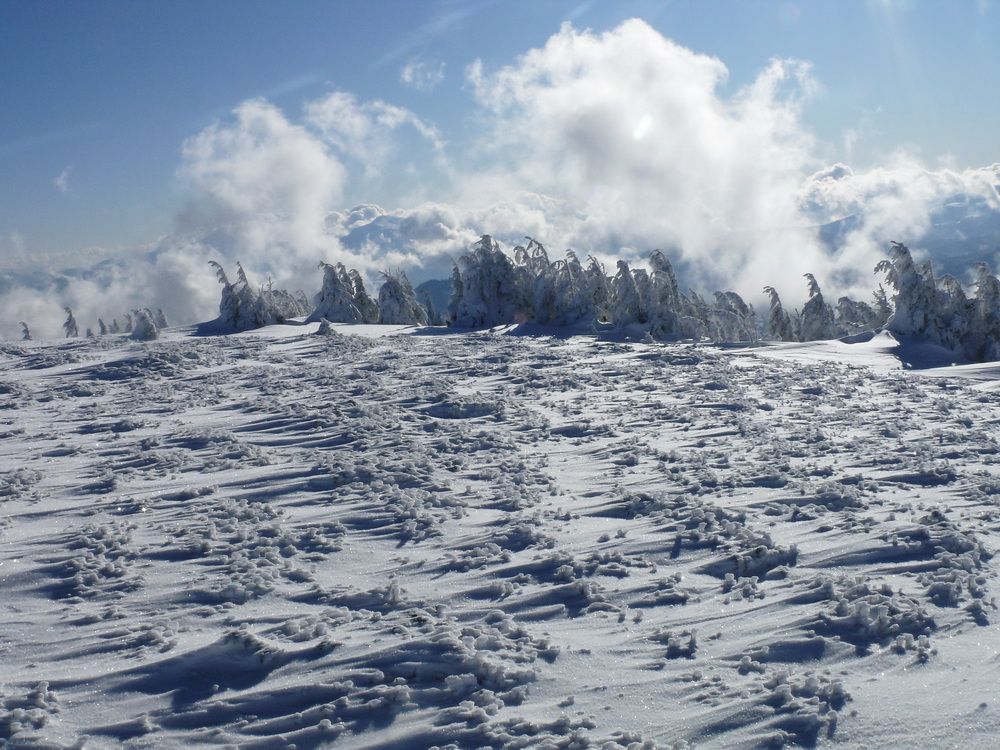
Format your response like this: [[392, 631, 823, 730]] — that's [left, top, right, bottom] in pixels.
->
[[1, 325, 999, 749]]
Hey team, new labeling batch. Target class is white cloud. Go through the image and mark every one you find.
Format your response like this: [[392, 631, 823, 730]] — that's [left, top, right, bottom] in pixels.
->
[[460, 19, 833, 300], [55, 166, 72, 194], [304, 90, 444, 182], [400, 59, 445, 91]]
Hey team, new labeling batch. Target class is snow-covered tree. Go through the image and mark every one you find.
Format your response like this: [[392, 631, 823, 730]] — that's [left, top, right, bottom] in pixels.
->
[[871, 286, 891, 328], [969, 262, 1000, 361], [110, 319, 121, 334], [98, 319, 108, 336], [446, 264, 464, 325], [63, 307, 78, 338], [129, 309, 159, 341], [348, 269, 379, 323], [710, 291, 759, 343], [835, 296, 881, 336], [20, 322, 31, 341], [124, 313, 133, 333], [609, 260, 644, 329], [378, 270, 429, 325], [763, 286, 797, 341], [552, 250, 597, 327], [155, 309, 169, 329], [585, 256, 612, 323], [798, 274, 836, 341], [309, 262, 366, 324], [211, 260, 307, 330], [932, 275, 971, 353], [874, 242, 937, 337], [449, 235, 524, 328]]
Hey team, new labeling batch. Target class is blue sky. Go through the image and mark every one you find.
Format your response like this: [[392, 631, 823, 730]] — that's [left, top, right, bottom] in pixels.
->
[[2, 0, 999, 263]]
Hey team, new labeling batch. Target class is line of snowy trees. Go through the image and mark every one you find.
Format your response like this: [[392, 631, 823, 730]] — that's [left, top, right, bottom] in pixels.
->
[[211, 260, 432, 333], [207, 238, 1000, 363], [21, 306, 171, 342], [447, 235, 761, 341], [875, 241, 1000, 361], [32, 236, 1000, 362], [761, 273, 889, 343]]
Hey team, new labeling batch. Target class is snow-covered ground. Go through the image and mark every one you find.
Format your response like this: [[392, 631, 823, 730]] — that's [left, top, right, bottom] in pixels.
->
[[1, 323, 999, 749]]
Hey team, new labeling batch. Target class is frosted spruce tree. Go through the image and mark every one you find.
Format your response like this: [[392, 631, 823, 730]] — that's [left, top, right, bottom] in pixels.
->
[[874, 242, 937, 338], [449, 235, 524, 328], [710, 291, 759, 343], [63, 307, 78, 338], [763, 286, 797, 341], [585, 256, 612, 323], [309, 262, 363, 324], [645, 250, 690, 340], [609, 260, 644, 330], [377, 270, 429, 326], [308, 261, 379, 324], [835, 296, 882, 336], [129, 309, 159, 341], [969, 263, 1000, 361], [20, 322, 31, 341], [549, 250, 597, 327], [210, 261, 307, 330], [348, 269, 379, 324], [798, 274, 836, 341]]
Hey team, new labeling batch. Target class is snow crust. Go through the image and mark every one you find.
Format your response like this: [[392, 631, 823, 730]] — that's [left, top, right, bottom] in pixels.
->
[[1, 325, 999, 748]]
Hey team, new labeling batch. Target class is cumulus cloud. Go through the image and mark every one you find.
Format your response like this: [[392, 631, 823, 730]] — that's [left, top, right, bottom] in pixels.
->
[[800, 158, 1000, 287], [304, 90, 444, 183], [400, 59, 446, 90], [461, 19, 831, 299], [177, 98, 344, 241]]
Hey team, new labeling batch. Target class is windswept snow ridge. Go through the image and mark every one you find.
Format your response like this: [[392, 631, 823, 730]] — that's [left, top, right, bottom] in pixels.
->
[[1, 325, 999, 748]]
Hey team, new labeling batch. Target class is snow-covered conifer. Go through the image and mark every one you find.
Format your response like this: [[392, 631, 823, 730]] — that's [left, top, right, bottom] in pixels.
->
[[875, 242, 936, 337], [549, 250, 596, 327], [872, 286, 891, 328], [129, 309, 159, 341], [63, 307, 78, 338], [124, 313, 134, 333], [969, 262, 1000, 360], [309, 262, 365, 324], [585, 256, 612, 323], [98, 319, 108, 336], [798, 274, 836, 341], [449, 235, 523, 327], [610, 260, 643, 329], [446, 264, 464, 325], [711, 291, 759, 343], [110, 319, 121, 334], [348, 270, 379, 324], [835, 297, 880, 336], [211, 260, 305, 330], [378, 270, 429, 325], [155, 309, 169, 328], [763, 286, 797, 341], [933, 275, 971, 353], [20, 322, 31, 341]]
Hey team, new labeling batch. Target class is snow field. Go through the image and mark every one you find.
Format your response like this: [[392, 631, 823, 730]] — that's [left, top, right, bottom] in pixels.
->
[[0, 324, 999, 748]]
